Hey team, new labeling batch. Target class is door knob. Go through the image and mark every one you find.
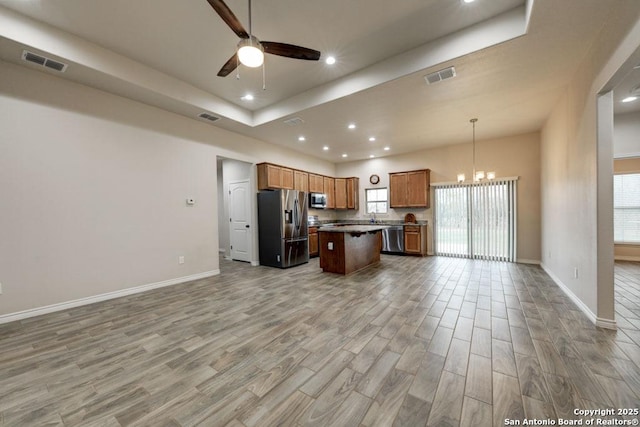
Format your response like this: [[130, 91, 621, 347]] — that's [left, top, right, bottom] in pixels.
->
[[245, 225, 250, 228]]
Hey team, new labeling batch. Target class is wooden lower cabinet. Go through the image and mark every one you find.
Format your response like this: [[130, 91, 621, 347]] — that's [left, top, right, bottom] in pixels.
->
[[309, 227, 319, 257], [404, 225, 428, 256]]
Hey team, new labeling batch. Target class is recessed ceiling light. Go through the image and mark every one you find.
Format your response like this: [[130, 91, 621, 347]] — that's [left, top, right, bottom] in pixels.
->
[[323, 146, 329, 151], [369, 137, 376, 142], [341, 153, 348, 158], [348, 123, 356, 129], [622, 96, 638, 103], [325, 56, 336, 65], [298, 136, 306, 141], [384, 146, 390, 151], [241, 94, 254, 101], [462, 0, 475, 3], [369, 155, 375, 158]]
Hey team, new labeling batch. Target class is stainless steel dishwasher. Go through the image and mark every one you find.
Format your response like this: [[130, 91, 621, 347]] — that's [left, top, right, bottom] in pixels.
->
[[381, 226, 404, 254]]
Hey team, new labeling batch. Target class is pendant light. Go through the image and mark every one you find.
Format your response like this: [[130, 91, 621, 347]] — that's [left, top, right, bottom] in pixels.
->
[[457, 118, 495, 183]]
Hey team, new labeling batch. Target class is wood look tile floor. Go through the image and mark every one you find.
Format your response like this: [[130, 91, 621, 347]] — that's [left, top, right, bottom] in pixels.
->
[[1, 256, 639, 426]]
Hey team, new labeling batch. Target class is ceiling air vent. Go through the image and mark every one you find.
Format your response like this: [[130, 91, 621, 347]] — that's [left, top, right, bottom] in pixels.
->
[[424, 66, 456, 85], [283, 117, 304, 126], [22, 50, 68, 72], [198, 112, 220, 122]]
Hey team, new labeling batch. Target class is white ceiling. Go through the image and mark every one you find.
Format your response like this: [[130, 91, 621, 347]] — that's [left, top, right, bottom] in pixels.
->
[[0, 0, 638, 162]]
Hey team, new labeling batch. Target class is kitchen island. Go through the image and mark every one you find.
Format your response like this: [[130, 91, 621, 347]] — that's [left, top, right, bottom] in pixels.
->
[[318, 225, 389, 275]]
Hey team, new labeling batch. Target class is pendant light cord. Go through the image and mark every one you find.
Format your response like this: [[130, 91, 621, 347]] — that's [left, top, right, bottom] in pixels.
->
[[471, 118, 478, 180]]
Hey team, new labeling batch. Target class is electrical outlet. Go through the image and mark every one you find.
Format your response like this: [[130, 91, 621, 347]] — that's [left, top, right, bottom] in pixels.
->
[[328, 242, 334, 250], [179, 256, 185, 264], [0, 282, 2, 294], [574, 267, 578, 279]]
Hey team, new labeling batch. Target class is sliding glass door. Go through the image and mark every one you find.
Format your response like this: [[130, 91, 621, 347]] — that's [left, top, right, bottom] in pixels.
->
[[434, 179, 517, 262]]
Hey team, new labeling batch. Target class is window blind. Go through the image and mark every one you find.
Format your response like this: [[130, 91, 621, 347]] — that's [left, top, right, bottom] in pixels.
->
[[614, 173, 640, 244], [433, 178, 517, 262]]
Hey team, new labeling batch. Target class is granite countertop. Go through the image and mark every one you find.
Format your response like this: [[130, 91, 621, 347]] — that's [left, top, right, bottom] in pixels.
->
[[316, 221, 427, 227], [318, 224, 390, 233]]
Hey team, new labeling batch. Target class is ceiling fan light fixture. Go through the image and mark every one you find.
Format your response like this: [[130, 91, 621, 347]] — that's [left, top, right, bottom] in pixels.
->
[[237, 37, 264, 68]]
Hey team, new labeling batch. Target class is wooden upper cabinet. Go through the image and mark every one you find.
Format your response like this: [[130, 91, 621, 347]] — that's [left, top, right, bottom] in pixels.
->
[[281, 168, 294, 189], [257, 163, 294, 190], [323, 176, 335, 209], [308, 173, 324, 193], [294, 170, 308, 192], [257, 163, 357, 210], [389, 173, 408, 207], [334, 178, 347, 209], [389, 169, 430, 208], [346, 177, 359, 210], [407, 170, 429, 207]]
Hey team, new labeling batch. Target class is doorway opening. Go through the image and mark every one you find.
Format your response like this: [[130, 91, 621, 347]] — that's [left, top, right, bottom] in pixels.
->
[[216, 157, 257, 268]]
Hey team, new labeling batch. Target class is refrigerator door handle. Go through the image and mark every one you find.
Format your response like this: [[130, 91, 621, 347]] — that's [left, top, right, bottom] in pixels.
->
[[294, 199, 300, 229], [286, 237, 308, 243]]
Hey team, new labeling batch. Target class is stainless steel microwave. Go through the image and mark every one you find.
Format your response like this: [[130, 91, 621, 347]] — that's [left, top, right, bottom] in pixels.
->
[[309, 192, 327, 209]]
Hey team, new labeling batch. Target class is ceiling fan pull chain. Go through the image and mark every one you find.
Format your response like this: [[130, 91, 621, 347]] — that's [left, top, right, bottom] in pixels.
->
[[236, 55, 240, 80], [263, 60, 266, 90]]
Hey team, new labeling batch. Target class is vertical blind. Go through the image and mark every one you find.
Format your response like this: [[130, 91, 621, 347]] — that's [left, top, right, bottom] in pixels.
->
[[614, 173, 640, 243], [433, 178, 517, 262]]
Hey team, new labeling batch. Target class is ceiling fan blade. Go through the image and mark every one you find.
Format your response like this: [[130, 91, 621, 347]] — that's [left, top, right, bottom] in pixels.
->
[[206, 0, 249, 39], [262, 42, 321, 61], [217, 53, 239, 77]]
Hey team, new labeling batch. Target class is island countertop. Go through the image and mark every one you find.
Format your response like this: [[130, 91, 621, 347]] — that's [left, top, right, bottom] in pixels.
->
[[318, 226, 385, 274]]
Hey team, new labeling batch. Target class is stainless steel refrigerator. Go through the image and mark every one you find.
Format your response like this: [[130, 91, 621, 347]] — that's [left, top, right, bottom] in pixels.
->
[[257, 189, 309, 268]]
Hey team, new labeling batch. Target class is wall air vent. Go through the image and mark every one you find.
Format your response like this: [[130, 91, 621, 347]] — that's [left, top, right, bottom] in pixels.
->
[[198, 112, 220, 122], [22, 50, 68, 72], [424, 66, 456, 85], [283, 117, 304, 126]]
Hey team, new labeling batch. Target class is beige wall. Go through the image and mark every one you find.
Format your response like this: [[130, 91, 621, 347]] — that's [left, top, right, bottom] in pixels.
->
[[335, 132, 541, 263], [0, 59, 334, 319], [614, 111, 640, 158], [540, 3, 640, 325], [614, 157, 640, 261]]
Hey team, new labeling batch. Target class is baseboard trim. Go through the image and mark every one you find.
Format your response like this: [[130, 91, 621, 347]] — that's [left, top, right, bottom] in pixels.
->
[[540, 263, 616, 330], [0, 270, 220, 325], [517, 258, 541, 265], [251, 261, 260, 266], [614, 255, 640, 262], [595, 317, 618, 329]]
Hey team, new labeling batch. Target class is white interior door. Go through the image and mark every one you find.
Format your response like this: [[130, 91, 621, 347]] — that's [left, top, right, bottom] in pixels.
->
[[229, 180, 251, 262]]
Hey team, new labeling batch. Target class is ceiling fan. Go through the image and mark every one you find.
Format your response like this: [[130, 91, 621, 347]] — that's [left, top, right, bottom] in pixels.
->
[[206, 0, 322, 77]]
